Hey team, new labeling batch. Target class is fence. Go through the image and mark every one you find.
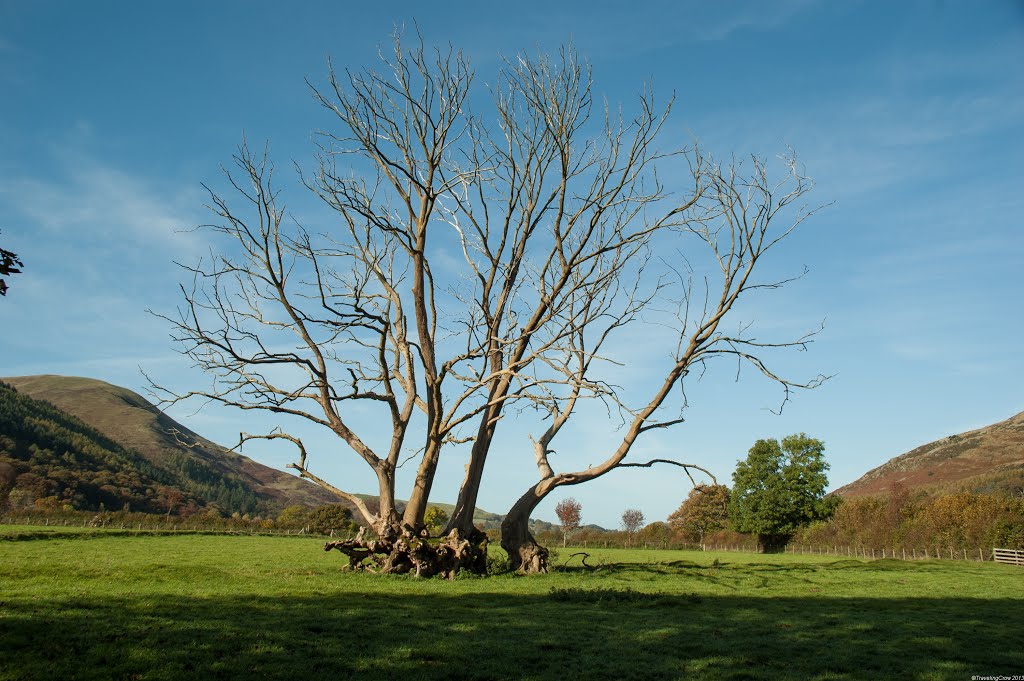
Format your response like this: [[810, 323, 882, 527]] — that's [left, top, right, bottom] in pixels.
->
[[992, 548, 1024, 566], [572, 539, 706, 551], [6, 516, 1020, 563], [1, 515, 353, 538], [784, 543, 1003, 562], [573, 539, 1017, 562]]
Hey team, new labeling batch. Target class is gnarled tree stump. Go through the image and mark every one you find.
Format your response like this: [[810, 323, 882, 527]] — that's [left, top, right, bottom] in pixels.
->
[[324, 526, 488, 578]]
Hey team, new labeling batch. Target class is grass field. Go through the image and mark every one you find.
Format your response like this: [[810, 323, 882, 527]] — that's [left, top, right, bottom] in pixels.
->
[[2, 529, 1021, 680]]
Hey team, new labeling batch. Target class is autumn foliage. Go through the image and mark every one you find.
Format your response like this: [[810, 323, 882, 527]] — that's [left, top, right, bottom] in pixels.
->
[[668, 484, 731, 543], [554, 497, 582, 547], [795, 482, 1024, 550]]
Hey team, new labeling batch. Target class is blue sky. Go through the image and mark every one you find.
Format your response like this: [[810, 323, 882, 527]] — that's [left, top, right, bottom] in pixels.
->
[[1, 0, 1021, 528]]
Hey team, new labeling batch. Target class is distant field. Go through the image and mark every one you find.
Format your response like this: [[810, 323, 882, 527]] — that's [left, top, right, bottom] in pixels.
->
[[1, 531, 1021, 680]]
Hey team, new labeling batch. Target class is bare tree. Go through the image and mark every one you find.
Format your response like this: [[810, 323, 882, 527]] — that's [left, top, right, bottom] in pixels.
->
[[153, 32, 825, 576], [498, 150, 827, 572], [151, 34, 488, 576], [554, 497, 582, 549], [621, 508, 645, 546]]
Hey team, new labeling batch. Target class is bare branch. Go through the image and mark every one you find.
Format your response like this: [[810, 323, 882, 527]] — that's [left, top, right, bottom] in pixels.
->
[[617, 459, 718, 486]]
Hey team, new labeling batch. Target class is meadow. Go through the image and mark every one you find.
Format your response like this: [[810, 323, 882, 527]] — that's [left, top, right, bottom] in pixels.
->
[[1, 527, 1021, 680]]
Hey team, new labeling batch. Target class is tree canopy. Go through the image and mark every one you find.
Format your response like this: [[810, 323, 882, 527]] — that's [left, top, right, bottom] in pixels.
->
[[555, 497, 582, 547], [621, 508, 645, 545], [729, 434, 833, 551], [668, 483, 730, 544], [423, 506, 449, 537], [0, 231, 23, 297]]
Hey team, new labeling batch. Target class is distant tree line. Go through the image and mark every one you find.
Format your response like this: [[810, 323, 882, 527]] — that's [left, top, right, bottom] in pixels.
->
[[275, 503, 359, 535], [5, 502, 362, 536], [543, 434, 1023, 554], [793, 482, 1024, 551]]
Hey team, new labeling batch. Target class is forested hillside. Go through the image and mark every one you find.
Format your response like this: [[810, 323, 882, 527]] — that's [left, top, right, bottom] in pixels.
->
[[0, 380, 267, 515], [4, 375, 340, 510]]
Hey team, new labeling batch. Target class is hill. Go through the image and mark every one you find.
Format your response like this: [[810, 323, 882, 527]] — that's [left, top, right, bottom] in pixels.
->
[[1, 375, 505, 525], [2, 375, 338, 513], [833, 410, 1024, 497], [0, 379, 208, 514]]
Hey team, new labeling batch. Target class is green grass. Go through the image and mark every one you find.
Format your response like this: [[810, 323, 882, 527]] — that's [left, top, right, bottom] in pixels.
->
[[1, 533, 1021, 680]]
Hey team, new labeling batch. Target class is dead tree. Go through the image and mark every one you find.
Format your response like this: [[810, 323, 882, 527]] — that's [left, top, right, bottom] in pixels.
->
[[439, 48, 705, 534], [152, 32, 824, 576], [499, 152, 828, 572], [150, 34, 492, 572]]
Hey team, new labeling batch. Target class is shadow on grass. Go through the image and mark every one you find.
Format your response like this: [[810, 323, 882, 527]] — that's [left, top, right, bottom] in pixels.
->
[[553, 559, 842, 591], [2, 587, 1020, 680]]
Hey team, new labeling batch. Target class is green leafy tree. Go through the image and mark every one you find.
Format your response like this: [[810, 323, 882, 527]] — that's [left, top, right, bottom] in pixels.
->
[[668, 484, 731, 544], [0, 231, 23, 297], [306, 504, 355, 535], [423, 506, 449, 536], [276, 505, 309, 528], [729, 434, 832, 552], [637, 521, 673, 548]]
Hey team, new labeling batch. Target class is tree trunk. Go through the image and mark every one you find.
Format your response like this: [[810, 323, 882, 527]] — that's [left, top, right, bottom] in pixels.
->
[[315, 459, 490, 577], [757, 533, 790, 553], [447, 424, 496, 533], [401, 438, 443, 532], [500, 487, 550, 574], [373, 463, 401, 537]]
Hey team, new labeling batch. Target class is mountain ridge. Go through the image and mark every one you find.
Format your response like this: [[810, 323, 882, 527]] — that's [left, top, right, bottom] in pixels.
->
[[833, 410, 1024, 497], [3, 375, 340, 511]]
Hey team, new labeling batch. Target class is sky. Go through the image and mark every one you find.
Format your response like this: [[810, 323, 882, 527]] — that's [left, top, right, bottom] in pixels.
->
[[1, 0, 1021, 529]]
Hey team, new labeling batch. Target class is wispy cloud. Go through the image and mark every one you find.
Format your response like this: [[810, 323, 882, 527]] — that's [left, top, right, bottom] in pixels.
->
[[0, 150, 202, 254], [690, 0, 817, 42], [682, 36, 1024, 200]]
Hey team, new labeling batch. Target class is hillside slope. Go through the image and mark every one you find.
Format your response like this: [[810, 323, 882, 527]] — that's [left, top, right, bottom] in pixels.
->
[[0, 379, 207, 513], [3, 375, 338, 511], [2, 375, 506, 524], [833, 411, 1024, 497]]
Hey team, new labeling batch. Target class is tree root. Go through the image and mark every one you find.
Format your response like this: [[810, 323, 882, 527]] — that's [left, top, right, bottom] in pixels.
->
[[324, 527, 488, 578], [566, 552, 592, 568], [503, 540, 549, 574]]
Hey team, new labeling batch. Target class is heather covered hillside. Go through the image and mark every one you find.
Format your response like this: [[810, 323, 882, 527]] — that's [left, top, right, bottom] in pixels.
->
[[833, 411, 1024, 498]]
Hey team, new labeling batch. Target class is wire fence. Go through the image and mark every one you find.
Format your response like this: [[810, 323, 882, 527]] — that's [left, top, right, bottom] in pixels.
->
[[3, 516, 1014, 563], [759, 543, 994, 562], [565, 538, 1004, 561], [1, 514, 354, 538]]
